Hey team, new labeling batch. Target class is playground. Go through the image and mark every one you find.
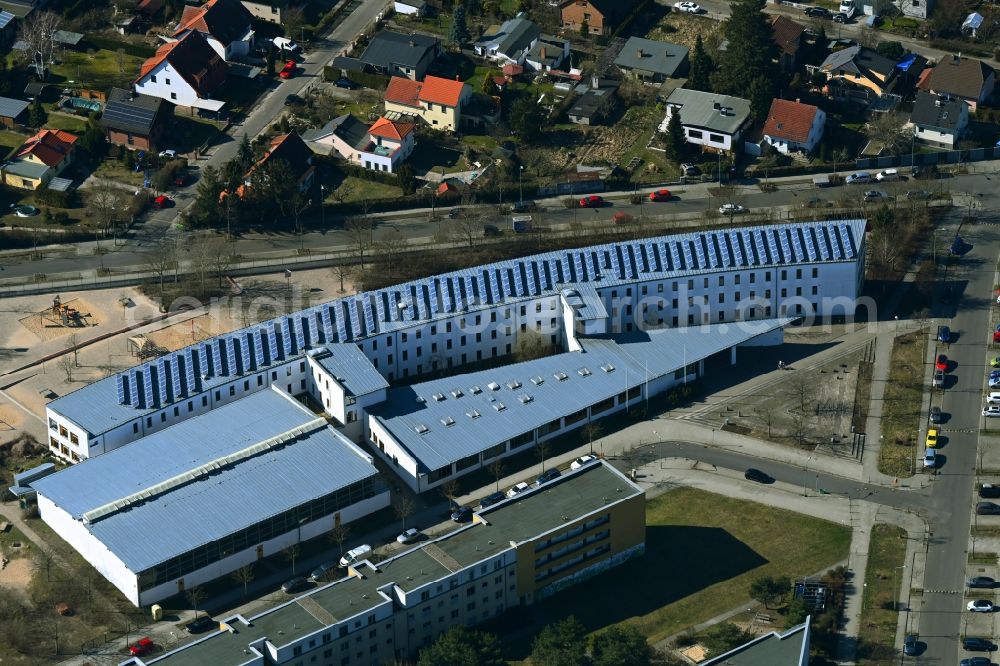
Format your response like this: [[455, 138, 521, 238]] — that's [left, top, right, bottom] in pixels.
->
[[17, 296, 98, 342]]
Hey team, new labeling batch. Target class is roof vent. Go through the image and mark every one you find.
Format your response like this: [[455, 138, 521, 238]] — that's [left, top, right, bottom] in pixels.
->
[[518, 394, 533, 404], [600, 363, 615, 373], [451, 388, 464, 398], [577, 367, 592, 377], [713, 101, 721, 110], [432, 392, 446, 401], [531, 375, 544, 385], [487, 381, 501, 391], [416, 396, 426, 404], [440, 416, 456, 426], [554, 371, 568, 381], [415, 423, 429, 434], [470, 385, 482, 394], [466, 409, 481, 419], [493, 402, 506, 412], [506, 380, 521, 390]]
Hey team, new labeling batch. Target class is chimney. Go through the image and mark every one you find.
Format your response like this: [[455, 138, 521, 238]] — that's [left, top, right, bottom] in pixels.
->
[[409, 40, 416, 47], [795, 97, 801, 103], [636, 48, 643, 58], [713, 101, 721, 110], [592, 74, 599, 89], [540, 46, 547, 59]]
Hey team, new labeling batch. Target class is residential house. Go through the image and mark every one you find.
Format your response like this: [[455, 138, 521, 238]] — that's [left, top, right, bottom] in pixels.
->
[[524, 34, 570, 72], [762, 98, 826, 155], [818, 45, 898, 107], [474, 16, 541, 67], [393, 0, 427, 15], [770, 15, 803, 73], [303, 114, 371, 157], [237, 131, 315, 198], [702, 618, 811, 666], [134, 30, 228, 111], [658, 88, 752, 154], [908, 91, 968, 149], [560, 0, 641, 36], [0, 128, 76, 190], [173, 0, 255, 61], [241, 0, 286, 23], [359, 30, 441, 81], [102, 87, 171, 152], [23, 81, 57, 103], [136, 0, 163, 19], [613, 36, 688, 83], [918, 54, 995, 111], [0, 96, 28, 129], [309, 114, 415, 173], [0, 10, 15, 49], [568, 77, 619, 125], [384, 75, 471, 131]]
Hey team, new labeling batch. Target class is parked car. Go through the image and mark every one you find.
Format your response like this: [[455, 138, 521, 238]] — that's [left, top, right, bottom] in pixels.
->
[[980, 485, 1000, 499], [185, 615, 216, 633], [804, 6, 831, 17], [129, 637, 155, 656], [744, 468, 773, 483], [832, 11, 849, 21], [845, 171, 870, 184], [961, 657, 993, 666], [925, 428, 939, 448], [875, 168, 900, 182], [968, 576, 997, 588], [649, 188, 672, 202], [571, 455, 598, 470], [991, 356, 1000, 368], [450, 506, 473, 522], [937, 325, 951, 343], [932, 370, 945, 388], [976, 502, 1000, 516], [863, 190, 888, 202], [612, 211, 635, 225], [483, 224, 501, 237], [922, 447, 937, 468], [279, 60, 296, 78], [673, 1, 703, 12], [479, 491, 505, 508], [935, 354, 948, 371], [339, 544, 373, 567], [282, 577, 309, 593], [579, 195, 605, 208], [284, 93, 305, 106], [969, 599, 996, 611], [719, 203, 746, 215], [535, 468, 561, 486], [962, 636, 996, 650], [272, 36, 301, 53], [448, 207, 464, 219], [906, 189, 931, 200], [158, 149, 177, 158], [929, 406, 943, 424], [680, 163, 700, 176], [152, 195, 173, 209], [506, 481, 530, 498], [309, 560, 338, 582], [902, 634, 918, 656], [985, 405, 1000, 418], [396, 528, 422, 544], [990, 374, 1000, 388], [334, 78, 356, 89]]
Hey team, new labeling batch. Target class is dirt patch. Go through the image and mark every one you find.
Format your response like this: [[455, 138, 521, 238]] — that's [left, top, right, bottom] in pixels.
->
[[647, 11, 723, 50], [0, 558, 33, 598], [141, 314, 222, 354], [17, 297, 100, 343]]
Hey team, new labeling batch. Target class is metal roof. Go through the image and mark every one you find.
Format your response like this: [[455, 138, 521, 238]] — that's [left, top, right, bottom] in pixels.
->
[[310, 343, 388, 396], [49, 220, 865, 438], [146, 461, 640, 665], [0, 10, 14, 30], [614, 37, 689, 78], [0, 96, 28, 119], [371, 319, 791, 473], [34, 389, 380, 573], [702, 620, 811, 665], [664, 88, 751, 135], [475, 16, 541, 59]]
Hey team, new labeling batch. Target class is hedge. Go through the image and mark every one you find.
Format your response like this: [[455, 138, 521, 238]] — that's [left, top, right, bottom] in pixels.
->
[[83, 36, 156, 58]]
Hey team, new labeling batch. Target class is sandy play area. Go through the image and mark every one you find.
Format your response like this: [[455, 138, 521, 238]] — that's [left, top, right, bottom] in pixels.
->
[[17, 297, 101, 343], [0, 557, 33, 598]]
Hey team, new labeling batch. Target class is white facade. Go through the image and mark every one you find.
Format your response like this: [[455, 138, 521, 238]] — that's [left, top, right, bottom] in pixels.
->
[[764, 109, 827, 154], [358, 133, 414, 173], [393, 0, 425, 15], [134, 60, 202, 106]]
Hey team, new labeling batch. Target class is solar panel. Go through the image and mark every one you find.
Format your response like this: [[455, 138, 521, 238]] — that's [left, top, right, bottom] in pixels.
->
[[727, 232, 743, 267], [706, 235, 719, 268], [157, 358, 171, 404], [560, 254, 573, 284], [172, 354, 185, 398], [818, 227, 833, 260], [186, 348, 199, 391], [693, 236, 706, 268], [525, 261, 538, 295], [681, 240, 693, 270], [754, 229, 770, 263], [499, 266, 512, 300], [212, 339, 225, 376], [462, 275, 476, 308], [669, 239, 683, 270], [428, 282, 440, 317], [838, 223, 854, 258], [227, 337, 241, 376], [830, 225, 845, 259], [117, 374, 129, 405], [295, 315, 307, 349], [102, 99, 156, 137], [268, 323, 283, 361], [335, 302, 349, 341], [281, 317, 295, 355], [439, 279, 452, 313], [624, 245, 637, 279], [364, 295, 378, 333], [199, 343, 213, 376], [373, 293, 387, 326], [513, 263, 526, 296], [241, 332, 254, 372], [790, 228, 804, 262], [417, 284, 429, 320], [546, 258, 559, 286], [779, 228, 793, 263], [131, 369, 143, 407], [608, 247, 622, 278], [144, 366, 157, 409], [486, 270, 500, 304], [571, 251, 584, 283]]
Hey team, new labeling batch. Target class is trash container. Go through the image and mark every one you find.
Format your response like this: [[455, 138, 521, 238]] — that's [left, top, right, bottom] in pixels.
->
[[151, 604, 163, 621]]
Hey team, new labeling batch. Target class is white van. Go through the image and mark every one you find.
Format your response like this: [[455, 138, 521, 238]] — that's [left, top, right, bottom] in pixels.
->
[[839, 0, 856, 17], [988, 392, 1000, 405], [272, 37, 301, 53], [339, 544, 373, 568], [875, 168, 900, 182]]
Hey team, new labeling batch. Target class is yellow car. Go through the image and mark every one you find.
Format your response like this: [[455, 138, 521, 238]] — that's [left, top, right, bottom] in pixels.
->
[[925, 428, 939, 448]]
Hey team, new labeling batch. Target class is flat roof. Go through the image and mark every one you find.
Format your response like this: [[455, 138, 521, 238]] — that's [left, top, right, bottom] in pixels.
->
[[51, 221, 865, 438], [665, 88, 751, 135], [703, 620, 810, 665], [371, 319, 790, 473], [146, 461, 641, 665], [311, 344, 388, 397], [35, 389, 380, 573], [0, 96, 29, 119]]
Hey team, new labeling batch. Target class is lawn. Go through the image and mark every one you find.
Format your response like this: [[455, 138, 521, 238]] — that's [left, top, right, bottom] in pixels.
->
[[170, 116, 222, 153], [878, 330, 928, 477], [0, 129, 25, 160], [44, 111, 89, 134], [491, 486, 851, 658], [47, 48, 145, 91], [856, 524, 907, 663], [330, 176, 402, 202]]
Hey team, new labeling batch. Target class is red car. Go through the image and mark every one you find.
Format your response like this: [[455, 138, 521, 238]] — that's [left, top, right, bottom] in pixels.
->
[[279, 60, 296, 78], [935, 355, 948, 371], [579, 195, 604, 208], [649, 188, 672, 202], [129, 637, 154, 656], [152, 195, 172, 209], [173, 173, 187, 187]]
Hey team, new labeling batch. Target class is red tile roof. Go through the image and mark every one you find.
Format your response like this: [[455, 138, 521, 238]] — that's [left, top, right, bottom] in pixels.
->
[[369, 116, 415, 140], [770, 15, 803, 56], [173, 0, 253, 47], [16, 128, 77, 167], [237, 131, 314, 197], [762, 98, 819, 143], [385, 77, 422, 107], [418, 75, 466, 107], [136, 31, 227, 97]]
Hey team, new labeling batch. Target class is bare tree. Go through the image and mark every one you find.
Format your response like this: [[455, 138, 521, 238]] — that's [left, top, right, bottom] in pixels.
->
[[329, 523, 351, 559], [66, 333, 79, 367], [489, 457, 505, 492], [536, 439, 550, 472], [57, 355, 74, 381], [145, 238, 177, 309], [864, 113, 909, 156], [513, 329, 551, 362], [789, 373, 813, 414], [393, 495, 416, 531], [439, 479, 460, 507], [185, 586, 207, 619], [16, 11, 62, 79], [582, 421, 604, 455], [291, 190, 310, 235], [285, 543, 301, 575], [789, 412, 809, 448], [115, 48, 126, 74], [88, 181, 129, 234], [283, 6, 306, 44], [375, 229, 407, 280], [450, 214, 481, 248], [231, 564, 255, 597], [207, 237, 235, 287], [345, 217, 376, 269], [331, 263, 352, 294], [758, 405, 775, 439]]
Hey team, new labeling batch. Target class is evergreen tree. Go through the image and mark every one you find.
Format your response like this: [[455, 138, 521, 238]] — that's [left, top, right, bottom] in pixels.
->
[[509, 97, 544, 143], [591, 625, 658, 666], [78, 120, 107, 164], [27, 98, 47, 128], [235, 134, 254, 171], [417, 626, 504, 666], [449, 2, 470, 46], [688, 34, 713, 92], [191, 165, 223, 226], [664, 108, 686, 163], [747, 74, 775, 123], [530, 616, 588, 666], [266, 44, 276, 76], [0, 60, 11, 97], [712, 0, 778, 96]]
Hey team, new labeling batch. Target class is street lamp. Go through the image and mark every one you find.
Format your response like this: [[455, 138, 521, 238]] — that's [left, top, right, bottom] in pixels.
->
[[495, 159, 503, 207], [319, 184, 326, 227], [892, 564, 906, 611], [518, 165, 524, 205]]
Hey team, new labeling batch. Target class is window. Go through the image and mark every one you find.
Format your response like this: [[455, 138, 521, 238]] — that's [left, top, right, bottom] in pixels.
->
[[812, 267, 819, 278], [688, 129, 703, 139], [150, 75, 156, 83], [170, 92, 176, 100], [133, 423, 139, 434], [709, 133, 724, 143]]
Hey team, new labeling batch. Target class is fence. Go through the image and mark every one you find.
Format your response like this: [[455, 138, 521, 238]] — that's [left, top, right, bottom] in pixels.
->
[[855, 146, 1000, 170]]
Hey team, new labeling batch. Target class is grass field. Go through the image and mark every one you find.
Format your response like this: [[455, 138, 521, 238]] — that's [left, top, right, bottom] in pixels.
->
[[878, 330, 928, 477], [44, 111, 89, 134], [0, 129, 24, 160], [330, 176, 402, 202], [856, 523, 907, 663], [492, 486, 851, 658], [48, 48, 145, 91]]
